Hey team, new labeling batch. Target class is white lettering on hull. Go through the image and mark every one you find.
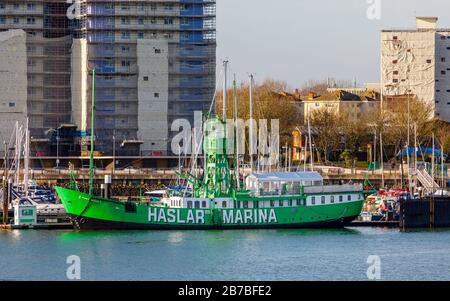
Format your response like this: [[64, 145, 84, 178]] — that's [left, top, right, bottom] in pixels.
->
[[148, 208, 278, 225], [221, 209, 277, 225]]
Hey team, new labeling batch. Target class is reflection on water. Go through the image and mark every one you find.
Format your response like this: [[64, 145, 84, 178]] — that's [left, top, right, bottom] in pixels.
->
[[2, 227, 450, 280]]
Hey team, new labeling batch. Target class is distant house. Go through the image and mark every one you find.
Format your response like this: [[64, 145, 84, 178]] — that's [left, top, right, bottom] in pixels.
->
[[302, 89, 380, 122]]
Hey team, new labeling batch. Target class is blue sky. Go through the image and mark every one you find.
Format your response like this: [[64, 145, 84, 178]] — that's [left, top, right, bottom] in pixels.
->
[[216, 0, 450, 89]]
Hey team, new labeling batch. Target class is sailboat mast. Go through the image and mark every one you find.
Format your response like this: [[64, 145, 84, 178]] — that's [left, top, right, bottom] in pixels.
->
[[432, 133, 435, 193], [308, 118, 313, 171], [380, 132, 384, 189], [24, 118, 30, 196], [222, 60, 228, 120], [233, 74, 240, 190], [249, 74, 254, 172], [89, 69, 96, 196]]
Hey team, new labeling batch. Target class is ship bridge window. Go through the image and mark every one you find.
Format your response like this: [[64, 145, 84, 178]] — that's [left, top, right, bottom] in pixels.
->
[[187, 201, 193, 208], [347, 195, 352, 201], [279, 200, 284, 207], [330, 196, 335, 203], [243, 202, 249, 209], [202, 201, 207, 208], [222, 201, 227, 208], [321, 196, 326, 204], [254, 201, 259, 209], [296, 200, 301, 206], [195, 202, 200, 209], [339, 195, 343, 202], [288, 200, 293, 207], [270, 200, 275, 207], [311, 197, 316, 205]]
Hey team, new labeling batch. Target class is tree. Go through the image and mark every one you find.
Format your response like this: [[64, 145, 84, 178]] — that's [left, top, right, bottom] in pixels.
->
[[309, 108, 342, 162]]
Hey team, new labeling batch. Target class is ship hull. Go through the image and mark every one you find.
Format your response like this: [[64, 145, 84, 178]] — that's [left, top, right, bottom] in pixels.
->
[[67, 214, 360, 230], [56, 187, 364, 231]]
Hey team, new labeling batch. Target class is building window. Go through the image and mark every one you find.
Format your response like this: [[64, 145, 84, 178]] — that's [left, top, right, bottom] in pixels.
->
[[27, 3, 35, 11], [442, 71, 446, 75], [138, 17, 144, 25], [150, 4, 157, 10], [393, 36, 398, 40], [143, 76, 149, 81], [393, 70, 399, 75], [121, 32, 130, 39], [392, 60, 398, 64], [13, 17, 20, 24], [138, 32, 144, 39], [27, 17, 35, 25], [9, 102, 15, 108], [0, 4, 5, 9], [154, 93, 159, 98], [0, 16, 5, 24], [121, 17, 130, 25], [155, 48, 161, 54], [393, 79, 398, 83], [121, 46, 130, 52], [13, 4, 19, 10], [164, 18, 174, 25], [121, 4, 130, 10], [442, 57, 446, 62], [427, 59, 432, 63], [164, 3, 174, 10]]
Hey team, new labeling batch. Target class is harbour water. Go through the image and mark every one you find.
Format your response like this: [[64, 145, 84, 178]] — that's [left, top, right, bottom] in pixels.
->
[[2, 227, 450, 281]]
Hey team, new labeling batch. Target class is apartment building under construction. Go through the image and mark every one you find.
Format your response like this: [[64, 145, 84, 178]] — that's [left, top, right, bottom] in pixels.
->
[[0, 0, 216, 156]]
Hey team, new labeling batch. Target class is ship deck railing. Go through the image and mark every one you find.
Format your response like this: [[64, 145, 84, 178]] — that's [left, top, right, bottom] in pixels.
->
[[252, 184, 362, 197]]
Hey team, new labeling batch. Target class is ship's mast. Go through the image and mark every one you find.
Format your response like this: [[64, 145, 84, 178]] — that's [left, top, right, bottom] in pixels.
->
[[89, 69, 96, 196]]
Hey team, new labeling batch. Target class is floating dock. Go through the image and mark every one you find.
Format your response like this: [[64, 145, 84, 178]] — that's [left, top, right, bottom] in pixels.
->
[[399, 196, 450, 229]]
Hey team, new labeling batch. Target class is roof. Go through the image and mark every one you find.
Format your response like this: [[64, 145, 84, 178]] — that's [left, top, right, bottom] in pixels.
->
[[248, 172, 323, 182], [310, 90, 379, 102]]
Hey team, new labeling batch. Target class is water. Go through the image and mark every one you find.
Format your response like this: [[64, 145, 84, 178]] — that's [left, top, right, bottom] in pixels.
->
[[1, 227, 450, 281]]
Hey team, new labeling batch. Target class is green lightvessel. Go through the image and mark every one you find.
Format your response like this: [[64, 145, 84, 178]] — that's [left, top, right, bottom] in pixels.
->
[[55, 72, 365, 230]]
